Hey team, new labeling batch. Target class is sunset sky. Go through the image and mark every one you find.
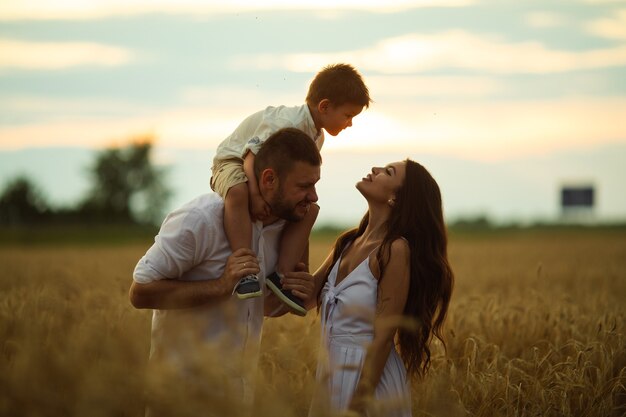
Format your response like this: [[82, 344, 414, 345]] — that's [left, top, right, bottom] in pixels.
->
[[1, 0, 625, 225]]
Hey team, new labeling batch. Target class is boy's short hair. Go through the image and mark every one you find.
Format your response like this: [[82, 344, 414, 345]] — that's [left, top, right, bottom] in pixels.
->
[[255, 128, 322, 181], [306, 63, 371, 109]]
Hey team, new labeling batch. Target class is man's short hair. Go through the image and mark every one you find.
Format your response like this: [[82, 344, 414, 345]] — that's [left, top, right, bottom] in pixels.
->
[[306, 63, 371, 109], [255, 128, 322, 181]]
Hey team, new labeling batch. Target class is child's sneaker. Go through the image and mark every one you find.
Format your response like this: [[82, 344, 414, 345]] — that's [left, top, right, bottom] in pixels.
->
[[265, 272, 307, 316], [234, 274, 262, 299]]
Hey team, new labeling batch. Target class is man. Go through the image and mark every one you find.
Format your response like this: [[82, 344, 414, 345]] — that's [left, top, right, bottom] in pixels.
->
[[129, 127, 321, 416]]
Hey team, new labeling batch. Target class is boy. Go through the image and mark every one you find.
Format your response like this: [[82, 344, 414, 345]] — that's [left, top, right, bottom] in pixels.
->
[[210, 63, 371, 314]]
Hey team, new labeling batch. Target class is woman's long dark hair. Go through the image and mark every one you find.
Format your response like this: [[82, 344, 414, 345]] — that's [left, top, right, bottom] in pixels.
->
[[322, 159, 454, 378]]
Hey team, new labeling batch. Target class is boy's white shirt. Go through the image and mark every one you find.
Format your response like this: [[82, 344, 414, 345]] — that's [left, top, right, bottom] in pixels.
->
[[213, 104, 324, 163]]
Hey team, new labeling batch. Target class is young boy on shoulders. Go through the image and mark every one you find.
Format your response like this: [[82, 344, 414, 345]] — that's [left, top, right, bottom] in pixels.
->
[[210, 63, 371, 314]]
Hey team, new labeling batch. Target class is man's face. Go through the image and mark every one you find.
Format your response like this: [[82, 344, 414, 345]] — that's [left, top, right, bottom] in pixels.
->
[[268, 161, 320, 222]]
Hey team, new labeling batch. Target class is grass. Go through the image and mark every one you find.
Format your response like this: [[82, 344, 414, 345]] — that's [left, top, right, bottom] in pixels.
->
[[1, 230, 625, 416]]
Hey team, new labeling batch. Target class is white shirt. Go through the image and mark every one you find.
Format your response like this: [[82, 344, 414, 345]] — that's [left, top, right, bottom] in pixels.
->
[[213, 104, 324, 163], [133, 193, 285, 402]]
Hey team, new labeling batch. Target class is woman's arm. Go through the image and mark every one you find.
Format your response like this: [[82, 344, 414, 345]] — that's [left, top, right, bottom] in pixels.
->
[[349, 238, 410, 413]]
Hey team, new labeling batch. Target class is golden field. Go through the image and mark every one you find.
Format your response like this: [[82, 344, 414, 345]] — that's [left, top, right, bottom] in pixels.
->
[[1, 230, 625, 416]]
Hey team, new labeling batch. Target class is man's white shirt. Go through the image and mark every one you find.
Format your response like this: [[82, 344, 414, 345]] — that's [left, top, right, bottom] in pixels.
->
[[133, 192, 285, 400]]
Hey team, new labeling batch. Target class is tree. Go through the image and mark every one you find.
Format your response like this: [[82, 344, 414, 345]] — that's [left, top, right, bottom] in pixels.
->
[[0, 176, 50, 225], [79, 137, 171, 225]]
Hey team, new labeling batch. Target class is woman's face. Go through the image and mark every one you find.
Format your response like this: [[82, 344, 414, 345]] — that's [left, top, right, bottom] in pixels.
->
[[356, 160, 407, 204]]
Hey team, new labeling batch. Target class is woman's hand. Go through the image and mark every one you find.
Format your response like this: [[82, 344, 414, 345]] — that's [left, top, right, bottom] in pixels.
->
[[281, 262, 315, 302]]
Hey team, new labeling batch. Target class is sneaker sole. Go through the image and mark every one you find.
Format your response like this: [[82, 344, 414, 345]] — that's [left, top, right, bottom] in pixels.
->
[[265, 279, 307, 316], [236, 290, 263, 300]]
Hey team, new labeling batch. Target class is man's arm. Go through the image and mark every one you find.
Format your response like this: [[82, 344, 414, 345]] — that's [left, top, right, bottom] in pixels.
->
[[130, 203, 261, 310], [130, 248, 260, 310], [129, 279, 227, 310]]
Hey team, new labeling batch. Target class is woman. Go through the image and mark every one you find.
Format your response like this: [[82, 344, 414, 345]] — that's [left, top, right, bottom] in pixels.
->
[[307, 159, 454, 416]]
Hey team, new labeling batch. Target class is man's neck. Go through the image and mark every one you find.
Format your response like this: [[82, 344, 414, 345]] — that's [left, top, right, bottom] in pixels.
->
[[260, 215, 280, 227]]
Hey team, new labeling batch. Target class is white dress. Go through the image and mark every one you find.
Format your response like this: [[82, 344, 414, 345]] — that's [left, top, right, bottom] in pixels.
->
[[311, 248, 412, 416]]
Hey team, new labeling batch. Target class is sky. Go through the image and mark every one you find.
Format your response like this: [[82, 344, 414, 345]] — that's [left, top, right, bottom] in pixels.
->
[[1, 0, 625, 226]]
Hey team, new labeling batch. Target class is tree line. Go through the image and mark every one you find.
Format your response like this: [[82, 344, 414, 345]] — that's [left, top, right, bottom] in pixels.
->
[[0, 139, 170, 227]]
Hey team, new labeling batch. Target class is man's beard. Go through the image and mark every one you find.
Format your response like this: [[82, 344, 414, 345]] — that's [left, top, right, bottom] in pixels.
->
[[269, 185, 307, 222]]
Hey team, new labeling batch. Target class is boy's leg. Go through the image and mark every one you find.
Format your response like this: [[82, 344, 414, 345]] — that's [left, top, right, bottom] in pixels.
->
[[277, 203, 319, 274], [266, 204, 319, 316], [224, 183, 252, 252], [224, 183, 262, 299]]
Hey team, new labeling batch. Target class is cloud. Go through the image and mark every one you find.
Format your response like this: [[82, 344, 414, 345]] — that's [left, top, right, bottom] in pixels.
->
[[0, 39, 132, 71], [0, 96, 149, 116], [2, 95, 624, 162], [0, 119, 155, 150], [330, 97, 626, 160], [231, 31, 626, 74], [178, 86, 301, 108], [524, 11, 567, 28], [180, 76, 502, 110], [366, 75, 503, 98], [580, 0, 625, 3], [0, 104, 242, 151], [0, 0, 474, 20], [585, 9, 626, 40]]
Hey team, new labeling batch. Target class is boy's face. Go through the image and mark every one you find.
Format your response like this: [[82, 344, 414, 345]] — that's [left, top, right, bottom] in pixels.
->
[[319, 101, 363, 136]]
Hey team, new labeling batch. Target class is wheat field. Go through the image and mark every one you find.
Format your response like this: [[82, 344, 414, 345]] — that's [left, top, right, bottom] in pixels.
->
[[1, 230, 624, 416]]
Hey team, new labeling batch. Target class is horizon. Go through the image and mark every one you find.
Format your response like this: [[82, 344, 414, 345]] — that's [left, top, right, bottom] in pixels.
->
[[2, 142, 625, 228]]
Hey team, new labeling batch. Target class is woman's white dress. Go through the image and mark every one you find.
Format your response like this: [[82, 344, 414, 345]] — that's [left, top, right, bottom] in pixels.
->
[[311, 249, 412, 416]]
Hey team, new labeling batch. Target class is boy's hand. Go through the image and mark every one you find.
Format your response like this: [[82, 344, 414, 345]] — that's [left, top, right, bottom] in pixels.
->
[[250, 193, 271, 221]]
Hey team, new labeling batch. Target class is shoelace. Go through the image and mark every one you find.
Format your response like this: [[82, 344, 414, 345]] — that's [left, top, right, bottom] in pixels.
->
[[232, 274, 259, 295], [239, 275, 258, 285]]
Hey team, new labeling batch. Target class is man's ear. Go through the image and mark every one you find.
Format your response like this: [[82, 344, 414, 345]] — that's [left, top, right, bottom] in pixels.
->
[[317, 99, 331, 114], [259, 168, 278, 189]]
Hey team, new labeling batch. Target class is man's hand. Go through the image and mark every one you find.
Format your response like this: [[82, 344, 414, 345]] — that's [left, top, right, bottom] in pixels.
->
[[221, 248, 260, 292], [281, 262, 315, 304], [249, 193, 271, 221]]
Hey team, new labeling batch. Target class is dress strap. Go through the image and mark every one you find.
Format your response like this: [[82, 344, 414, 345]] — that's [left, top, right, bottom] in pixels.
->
[[365, 236, 407, 275], [367, 244, 380, 258], [368, 236, 408, 259]]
